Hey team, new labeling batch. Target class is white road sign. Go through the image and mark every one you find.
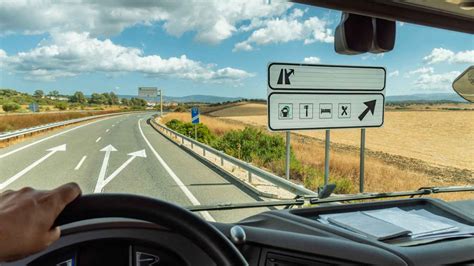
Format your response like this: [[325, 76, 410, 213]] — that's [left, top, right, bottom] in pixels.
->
[[138, 87, 158, 97], [267, 63, 386, 131], [268, 63, 385, 91]]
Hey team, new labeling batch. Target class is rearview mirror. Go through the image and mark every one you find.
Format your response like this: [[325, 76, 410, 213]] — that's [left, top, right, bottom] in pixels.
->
[[452, 66, 474, 102], [335, 13, 373, 55]]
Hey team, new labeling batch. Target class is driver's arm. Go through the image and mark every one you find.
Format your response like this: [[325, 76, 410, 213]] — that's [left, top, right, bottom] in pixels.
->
[[0, 183, 81, 262]]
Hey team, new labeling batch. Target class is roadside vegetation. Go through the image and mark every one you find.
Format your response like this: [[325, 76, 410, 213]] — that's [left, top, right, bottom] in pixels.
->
[[0, 89, 148, 113], [0, 88, 150, 132], [165, 118, 353, 194]]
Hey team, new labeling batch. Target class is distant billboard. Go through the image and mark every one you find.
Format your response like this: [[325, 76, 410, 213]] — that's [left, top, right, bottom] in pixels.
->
[[138, 87, 158, 98]]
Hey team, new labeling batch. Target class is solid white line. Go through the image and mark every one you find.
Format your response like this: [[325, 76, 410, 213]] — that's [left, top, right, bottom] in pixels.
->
[[101, 156, 135, 188], [0, 116, 119, 159], [95, 137, 102, 143], [137, 119, 215, 222], [1, 150, 57, 190], [94, 151, 112, 193], [74, 155, 87, 170]]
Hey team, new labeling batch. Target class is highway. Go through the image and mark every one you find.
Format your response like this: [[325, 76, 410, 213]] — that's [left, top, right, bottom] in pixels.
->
[[0, 113, 268, 222]]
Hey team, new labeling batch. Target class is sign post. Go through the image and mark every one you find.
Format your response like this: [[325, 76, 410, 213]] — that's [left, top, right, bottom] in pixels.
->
[[191, 107, 199, 140], [285, 131, 290, 180], [28, 102, 39, 112], [360, 128, 366, 192], [267, 63, 386, 188]]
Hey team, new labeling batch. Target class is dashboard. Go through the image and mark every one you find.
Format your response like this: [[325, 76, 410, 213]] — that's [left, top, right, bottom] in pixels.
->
[[5, 198, 474, 266]]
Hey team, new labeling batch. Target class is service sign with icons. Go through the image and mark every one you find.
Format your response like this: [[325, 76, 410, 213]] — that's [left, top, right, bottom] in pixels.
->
[[267, 63, 386, 131]]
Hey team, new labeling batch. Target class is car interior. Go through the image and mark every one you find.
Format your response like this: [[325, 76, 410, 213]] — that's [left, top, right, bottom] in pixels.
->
[[3, 1, 474, 265]]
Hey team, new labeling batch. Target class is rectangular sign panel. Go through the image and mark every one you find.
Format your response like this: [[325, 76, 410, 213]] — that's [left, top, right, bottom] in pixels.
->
[[191, 107, 199, 124], [138, 87, 158, 97], [268, 93, 384, 130], [268, 63, 385, 91]]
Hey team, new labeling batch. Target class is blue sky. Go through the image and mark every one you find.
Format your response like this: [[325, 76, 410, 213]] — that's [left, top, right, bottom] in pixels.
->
[[0, 1, 472, 98]]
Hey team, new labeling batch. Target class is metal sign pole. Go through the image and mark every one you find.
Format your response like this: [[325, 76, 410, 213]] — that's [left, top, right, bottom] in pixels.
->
[[285, 131, 291, 180], [360, 128, 366, 193], [160, 90, 163, 117], [324, 129, 330, 185]]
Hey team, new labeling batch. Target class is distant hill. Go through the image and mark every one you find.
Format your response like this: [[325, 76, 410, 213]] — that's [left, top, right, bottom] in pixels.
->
[[386, 93, 466, 103], [119, 94, 243, 103], [118, 93, 467, 104]]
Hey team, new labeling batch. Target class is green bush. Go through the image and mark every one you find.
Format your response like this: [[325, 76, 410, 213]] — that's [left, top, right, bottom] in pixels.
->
[[2, 102, 21, 112], [54, 102, 68, 110], [165, 119, 215, 145]]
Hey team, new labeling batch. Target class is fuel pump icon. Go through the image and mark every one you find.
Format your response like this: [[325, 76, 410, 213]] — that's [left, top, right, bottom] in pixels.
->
[[278, 104, 292, 119], [281, 106, 290, 117]]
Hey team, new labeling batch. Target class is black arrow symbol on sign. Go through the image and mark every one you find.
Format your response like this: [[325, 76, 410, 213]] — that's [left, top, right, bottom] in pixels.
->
[[358, 100, 377, 121]]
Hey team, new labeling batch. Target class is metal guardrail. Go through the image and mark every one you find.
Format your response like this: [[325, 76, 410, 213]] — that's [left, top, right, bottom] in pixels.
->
[[149, 119, 318, 197], [0, 112, 132, 141]]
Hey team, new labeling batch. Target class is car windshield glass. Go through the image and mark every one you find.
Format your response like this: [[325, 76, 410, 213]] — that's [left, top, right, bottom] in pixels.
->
[[0, 1, 473, 223]]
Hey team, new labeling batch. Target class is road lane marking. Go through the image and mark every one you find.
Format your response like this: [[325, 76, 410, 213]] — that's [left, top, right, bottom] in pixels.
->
[[94, 145, 117, 193], [137, 119, 215, 222], [101, 150, 146, 188], [112, 124, 115, 127], [74, 155, 87, 170], [0, 144, 67, 190], [106, 129, 110, 133], [95, 137, 102, 143], [0, 115, 121, 159]]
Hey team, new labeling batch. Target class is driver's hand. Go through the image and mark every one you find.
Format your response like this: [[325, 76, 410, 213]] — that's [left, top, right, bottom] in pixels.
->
[[0, 183, 81, 262]]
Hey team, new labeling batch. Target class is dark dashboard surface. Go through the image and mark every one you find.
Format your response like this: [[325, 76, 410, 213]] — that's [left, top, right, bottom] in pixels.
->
[[6, 198, 474, 266]]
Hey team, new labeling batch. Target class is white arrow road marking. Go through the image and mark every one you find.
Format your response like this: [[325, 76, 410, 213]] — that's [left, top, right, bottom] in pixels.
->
[[100, 149, 147, 189], [0, 144, 67, 190], [94, 145, 117, 193], [74, 155, 87, 170], [138, 119, 215, 222], [95, 137, 102, 143]]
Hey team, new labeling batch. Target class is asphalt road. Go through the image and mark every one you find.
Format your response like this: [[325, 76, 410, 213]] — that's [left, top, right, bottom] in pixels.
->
[[0, 113, 267, 222]]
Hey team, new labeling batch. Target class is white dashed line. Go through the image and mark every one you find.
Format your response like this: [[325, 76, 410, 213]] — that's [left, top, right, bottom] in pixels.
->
[[74, 155, 87, 170], [106, 129, 110, 133], [95, 137, 102, 143], [137, 119, 215, 222]]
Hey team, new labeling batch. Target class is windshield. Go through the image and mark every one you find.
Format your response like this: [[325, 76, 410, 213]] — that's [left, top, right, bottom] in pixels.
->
[[0, 1, 473, 223]]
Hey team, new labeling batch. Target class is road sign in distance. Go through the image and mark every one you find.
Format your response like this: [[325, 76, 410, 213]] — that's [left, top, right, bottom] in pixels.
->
[[191, 107, 199, 124], [138, 87, 158, 98], [268, 93, 384, 131], [268, 63, 385, 91]]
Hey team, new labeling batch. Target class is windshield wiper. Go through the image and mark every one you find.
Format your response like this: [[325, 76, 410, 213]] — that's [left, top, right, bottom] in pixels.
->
[[186, 185, 473, 212], [308, 185, 474, 204], [187, 198, 305, 212]]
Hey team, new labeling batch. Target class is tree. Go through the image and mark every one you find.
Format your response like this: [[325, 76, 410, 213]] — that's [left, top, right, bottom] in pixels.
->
[[48, 90, 60, 97], [109, 92, 119, 105], [54, 102, 68, 110], [33, 90, 44, 98], [70, 91, 87, 104], [130, 97, 147, 106], [2, 102, 21, 112], [121, 98, 130, 106], [90, 93, 107, 104]]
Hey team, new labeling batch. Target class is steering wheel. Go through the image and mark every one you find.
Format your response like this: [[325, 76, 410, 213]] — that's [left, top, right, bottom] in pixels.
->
[[46, 194, 247, 266]]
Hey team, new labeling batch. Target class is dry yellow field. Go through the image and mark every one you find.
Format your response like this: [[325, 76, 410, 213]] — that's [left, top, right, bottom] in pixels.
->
[[162, 110, 473, 201], [210, 103, 474, 172]]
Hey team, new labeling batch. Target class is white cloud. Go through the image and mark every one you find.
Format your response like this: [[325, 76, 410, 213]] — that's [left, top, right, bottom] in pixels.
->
[[423, 48, 474, 64], [388, 70, 399, 77], [1, 32, 254, 82], [405, 67, 434, 77], [303, 56, 321, 64], [0, 0, 291, 44], [414, 71, 460, 91], [233, 8, 333, 52]]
